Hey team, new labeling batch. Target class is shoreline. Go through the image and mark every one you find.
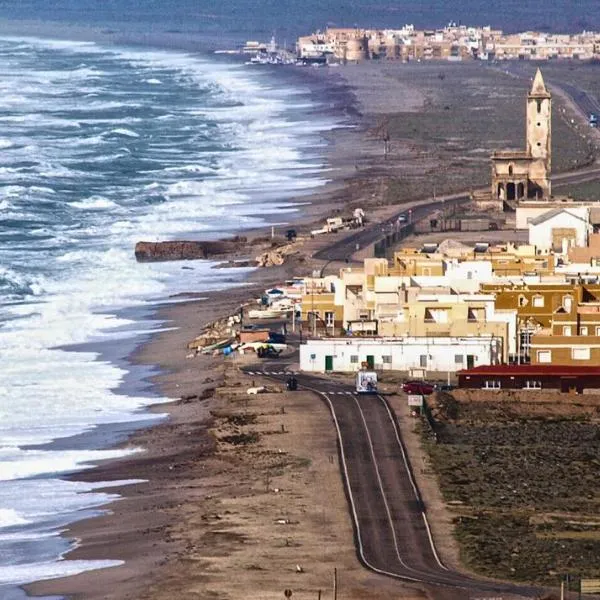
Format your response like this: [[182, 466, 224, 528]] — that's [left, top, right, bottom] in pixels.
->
[[21, 53, 371, 599], [19, 52, 600, 599]]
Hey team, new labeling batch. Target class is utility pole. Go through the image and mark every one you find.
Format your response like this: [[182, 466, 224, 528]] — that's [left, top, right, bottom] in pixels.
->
[[333, 567, 338, 600]]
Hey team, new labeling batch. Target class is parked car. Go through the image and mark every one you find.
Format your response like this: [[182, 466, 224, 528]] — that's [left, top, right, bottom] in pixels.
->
[[402, 380, 436, 395]]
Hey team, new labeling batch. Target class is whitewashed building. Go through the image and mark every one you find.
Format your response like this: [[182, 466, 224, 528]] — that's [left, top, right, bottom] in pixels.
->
[[299, 336, 503, 374], [528, 207, 591, 252]]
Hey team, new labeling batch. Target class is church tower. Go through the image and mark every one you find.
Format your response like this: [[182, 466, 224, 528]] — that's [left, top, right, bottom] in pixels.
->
[[526, 68, 551, 198]]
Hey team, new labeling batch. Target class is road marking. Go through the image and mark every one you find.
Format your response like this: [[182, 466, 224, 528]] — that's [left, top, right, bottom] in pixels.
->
[[246, 371, 255, 375], [345, 391, 354, 396]]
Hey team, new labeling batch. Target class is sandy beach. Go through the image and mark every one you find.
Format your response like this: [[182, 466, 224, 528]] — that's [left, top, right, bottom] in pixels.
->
[[25, 58, 597, 600]]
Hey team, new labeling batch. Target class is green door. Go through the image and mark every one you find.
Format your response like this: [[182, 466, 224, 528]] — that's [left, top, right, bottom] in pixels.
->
[[325, 355, 333, 371], [466, 355, 475, 369], [366, 355, 375, 369]]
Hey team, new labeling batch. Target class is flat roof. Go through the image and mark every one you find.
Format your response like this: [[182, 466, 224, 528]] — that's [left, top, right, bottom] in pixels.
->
[[458, 364, 600, 376]]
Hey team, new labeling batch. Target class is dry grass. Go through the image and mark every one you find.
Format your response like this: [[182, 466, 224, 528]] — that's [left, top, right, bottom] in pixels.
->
[[423, 394, 600, 585]]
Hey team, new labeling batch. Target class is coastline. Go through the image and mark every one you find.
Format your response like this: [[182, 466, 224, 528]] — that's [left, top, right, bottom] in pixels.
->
[[18, 51, 600, 599], [22, 56, 372, 599], [23, 54, 446, 600]]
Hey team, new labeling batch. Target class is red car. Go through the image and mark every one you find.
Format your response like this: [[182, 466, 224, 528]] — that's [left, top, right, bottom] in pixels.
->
[[402, 381, 435, 395]]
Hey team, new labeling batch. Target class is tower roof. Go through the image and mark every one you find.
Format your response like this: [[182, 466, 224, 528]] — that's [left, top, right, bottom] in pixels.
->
[[529, 68, 550, 98]]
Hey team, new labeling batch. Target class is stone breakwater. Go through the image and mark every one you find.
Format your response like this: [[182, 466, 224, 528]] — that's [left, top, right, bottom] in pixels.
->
[[134, 239, 245, 262]]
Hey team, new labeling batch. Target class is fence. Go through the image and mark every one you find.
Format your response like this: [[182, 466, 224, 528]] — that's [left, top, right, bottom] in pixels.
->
[[373, 223, 414, 258]]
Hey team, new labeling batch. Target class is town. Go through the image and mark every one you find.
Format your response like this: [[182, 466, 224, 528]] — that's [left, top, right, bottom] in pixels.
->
[[191, 69, 600, 395], [296, 24, 600, 63]]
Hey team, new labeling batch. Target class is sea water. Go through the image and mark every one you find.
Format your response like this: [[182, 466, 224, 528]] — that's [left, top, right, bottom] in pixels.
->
[[0, 34, 339, 591]]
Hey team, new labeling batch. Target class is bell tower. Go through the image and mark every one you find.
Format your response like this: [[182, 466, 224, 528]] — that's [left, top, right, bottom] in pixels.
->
[[526, 68, 551, 198]]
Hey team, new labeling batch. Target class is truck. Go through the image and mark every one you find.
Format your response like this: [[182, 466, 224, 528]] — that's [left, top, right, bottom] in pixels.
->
[[356, 370, 378, 394]]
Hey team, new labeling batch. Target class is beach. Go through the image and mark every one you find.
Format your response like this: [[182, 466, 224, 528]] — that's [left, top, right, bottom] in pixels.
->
[[20, 55, 599, 600], [19, 59, 429, 600]]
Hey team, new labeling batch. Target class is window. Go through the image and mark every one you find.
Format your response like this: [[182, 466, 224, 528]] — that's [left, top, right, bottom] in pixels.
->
[[524, 380, 542, 389], [518, 295, 528, 307], [483, 380, 501, 389], [537, 350, 552, 363], [382, 355, 392, 364], [596, 326, 600, 336], [572, 347, 591, 360], [532, 295, 544, 308], [455, 354, 464, 365], [563, 326, 572, 336], [350, 355, 359, 364], [580, 326, 589, 336], [420, 355, 428, 368], [325, 311, 335, 327], [467, 308, 481, 322]]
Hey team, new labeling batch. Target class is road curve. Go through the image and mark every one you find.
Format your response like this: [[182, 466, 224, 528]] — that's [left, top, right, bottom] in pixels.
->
[[244, 365, 546, 598], [324, 390, 540, 598]]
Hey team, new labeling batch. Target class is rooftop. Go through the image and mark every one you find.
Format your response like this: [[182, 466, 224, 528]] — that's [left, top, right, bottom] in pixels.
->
[[458, 364, 600, 376]]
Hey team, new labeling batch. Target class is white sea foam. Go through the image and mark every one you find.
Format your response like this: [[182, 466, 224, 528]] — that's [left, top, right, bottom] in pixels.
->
[[105, 128, 140, 138], [71, 196, 119, 210], [0, 559, 124, 585], [0, 509, 29, 529]]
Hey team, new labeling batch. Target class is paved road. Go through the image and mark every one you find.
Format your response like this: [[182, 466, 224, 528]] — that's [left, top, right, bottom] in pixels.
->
[[313, 192, 471, 262], [244, 363, 545, 599]]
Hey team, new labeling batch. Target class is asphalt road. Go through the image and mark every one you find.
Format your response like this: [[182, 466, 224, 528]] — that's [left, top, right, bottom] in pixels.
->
[[243, 363, 545, 599], [313, 193, 471, 262]]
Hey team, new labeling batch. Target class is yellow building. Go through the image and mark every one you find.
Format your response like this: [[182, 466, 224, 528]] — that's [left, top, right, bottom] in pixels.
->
[[377, 297, 513, 363], [483, 282, 600, 362], [530, 287, 600, 365]]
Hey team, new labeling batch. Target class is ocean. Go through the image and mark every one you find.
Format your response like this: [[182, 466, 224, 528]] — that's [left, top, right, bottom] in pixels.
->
[[0, 0, 597, 595]]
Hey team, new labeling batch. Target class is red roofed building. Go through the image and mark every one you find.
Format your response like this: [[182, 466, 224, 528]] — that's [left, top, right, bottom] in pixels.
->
[[457, 364, 600, 393]]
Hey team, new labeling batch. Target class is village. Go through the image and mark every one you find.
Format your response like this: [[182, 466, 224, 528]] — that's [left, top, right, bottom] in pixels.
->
[[186, 69, 600, 396], [295, 23, 600, 63]]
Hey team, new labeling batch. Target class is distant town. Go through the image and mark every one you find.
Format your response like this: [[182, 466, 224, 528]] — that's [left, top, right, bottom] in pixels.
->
[[296, 24, 600, 63], [220, 24, 600, 65]]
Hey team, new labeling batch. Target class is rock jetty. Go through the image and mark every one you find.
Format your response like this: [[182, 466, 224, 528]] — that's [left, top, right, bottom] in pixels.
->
[[134, 240, 242, 262]]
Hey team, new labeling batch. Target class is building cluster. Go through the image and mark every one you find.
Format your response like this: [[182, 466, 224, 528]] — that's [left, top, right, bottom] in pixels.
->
[[296, 24, 600, 63], [295, 69, 600, 391], [298, 233, 600, 388]]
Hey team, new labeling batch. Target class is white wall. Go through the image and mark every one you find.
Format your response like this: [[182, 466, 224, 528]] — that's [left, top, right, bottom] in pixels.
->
[[518, 205, 590, 230], [528, 210, 590, 251], [444, 260, 493, 288], [299, 337, 503, 373]]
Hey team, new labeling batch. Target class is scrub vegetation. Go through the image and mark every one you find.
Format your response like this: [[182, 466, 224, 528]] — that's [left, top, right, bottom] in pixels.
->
[[422, 393, 600, 585]]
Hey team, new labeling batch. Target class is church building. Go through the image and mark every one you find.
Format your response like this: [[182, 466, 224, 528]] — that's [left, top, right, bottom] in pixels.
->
[[491, 68, 552, 208]]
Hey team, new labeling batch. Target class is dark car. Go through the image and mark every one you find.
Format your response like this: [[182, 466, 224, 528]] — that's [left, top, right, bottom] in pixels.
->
[[402, 380, 436, 395]]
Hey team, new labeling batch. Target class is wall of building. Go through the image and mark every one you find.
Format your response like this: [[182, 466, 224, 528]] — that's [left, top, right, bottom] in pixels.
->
[[530, 335, 600, 365], [299, 337, 502, 373], [529, 211, 590, 251]]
